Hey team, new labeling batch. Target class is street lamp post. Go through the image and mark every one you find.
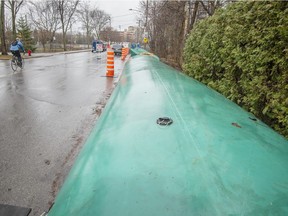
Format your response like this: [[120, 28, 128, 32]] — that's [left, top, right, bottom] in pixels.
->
[[129, 3, 148, 28], [129, 8, 141, 12], [108, 17, 111, 43], [129, 8, 144, 44]]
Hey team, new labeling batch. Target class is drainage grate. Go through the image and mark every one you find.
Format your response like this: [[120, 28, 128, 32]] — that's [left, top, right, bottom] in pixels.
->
[[156, 117, 173, 126]]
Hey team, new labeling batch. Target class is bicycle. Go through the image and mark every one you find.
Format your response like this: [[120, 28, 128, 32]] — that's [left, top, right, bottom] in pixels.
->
[[11, 53, 25, 71]]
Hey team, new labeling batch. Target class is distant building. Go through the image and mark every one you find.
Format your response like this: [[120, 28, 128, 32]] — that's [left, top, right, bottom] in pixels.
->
[[100, 26, 138, 43]]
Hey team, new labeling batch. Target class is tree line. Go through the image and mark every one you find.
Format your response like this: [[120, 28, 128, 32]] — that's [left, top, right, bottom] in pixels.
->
[[137, 0, 228, 67], [0, 0, 112, 54]]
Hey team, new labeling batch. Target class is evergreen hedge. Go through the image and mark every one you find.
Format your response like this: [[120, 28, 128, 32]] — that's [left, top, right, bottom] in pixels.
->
[[183, 1, 288, 138]]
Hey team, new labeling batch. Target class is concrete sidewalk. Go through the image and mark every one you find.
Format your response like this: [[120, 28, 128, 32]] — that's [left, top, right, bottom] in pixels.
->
[[0, 49, 91, 60]]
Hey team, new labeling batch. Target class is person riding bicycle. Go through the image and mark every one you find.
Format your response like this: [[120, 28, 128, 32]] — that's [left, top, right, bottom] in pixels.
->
[[10, 37, 25, 67]]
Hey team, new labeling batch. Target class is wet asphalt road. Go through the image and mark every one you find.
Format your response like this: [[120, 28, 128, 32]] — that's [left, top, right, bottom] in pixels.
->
[[0, 51, 126, 215]]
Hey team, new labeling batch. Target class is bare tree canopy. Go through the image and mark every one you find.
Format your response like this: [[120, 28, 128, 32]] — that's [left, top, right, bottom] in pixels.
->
[[139, 0, 229, 67], [56, 0, 80, 51], [1, 0, 231, 56], [27, 0, 61, 50], [76, 1, 94, 46], [5, 0, 24, 38], [90, 8, 110, 39]]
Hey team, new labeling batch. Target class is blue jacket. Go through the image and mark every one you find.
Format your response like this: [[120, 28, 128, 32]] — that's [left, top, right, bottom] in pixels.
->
[[10, 40, 25, 52]]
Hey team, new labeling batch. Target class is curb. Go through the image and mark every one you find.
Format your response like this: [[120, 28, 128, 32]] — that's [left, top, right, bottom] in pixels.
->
[[0, 49, 91, 60]]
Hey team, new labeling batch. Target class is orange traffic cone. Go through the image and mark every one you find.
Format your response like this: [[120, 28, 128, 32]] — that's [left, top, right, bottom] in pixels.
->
[[121, 48, 125, 60], [121, 48, 130, 61], [106, 48, 114, 77]]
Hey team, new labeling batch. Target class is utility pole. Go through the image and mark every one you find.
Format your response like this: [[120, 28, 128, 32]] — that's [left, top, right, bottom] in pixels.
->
[[144, 0, 148, 49], [137, 20, 141, 43], [108, 18, 111, 44], [145, 0, 148, 28]]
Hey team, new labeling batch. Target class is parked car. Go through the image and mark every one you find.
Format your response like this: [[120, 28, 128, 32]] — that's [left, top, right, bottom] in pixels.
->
[[112, 44, 123, 56]]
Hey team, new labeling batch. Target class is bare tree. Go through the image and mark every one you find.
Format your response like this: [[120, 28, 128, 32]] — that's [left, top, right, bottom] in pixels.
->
[[141, 0, 186, 64], [186, 0, 200, 32], [27, 0, 61, 51], [0, 0, 8, 55], [5, 0, 24, 38], [144, 1, 165, 53], [158, 1, 186, 64], [138, 0, 229, 67], [90, 8, 110, 40], [99, 26, 114, 42], [56, 0, 79, 51], [76, 1, 94, 47], [199, 0, 223, 16], [108, 28, 123, 42]]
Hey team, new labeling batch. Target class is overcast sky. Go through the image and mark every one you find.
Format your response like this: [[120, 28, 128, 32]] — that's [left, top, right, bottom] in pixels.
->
[[94, 0, 142, 30]]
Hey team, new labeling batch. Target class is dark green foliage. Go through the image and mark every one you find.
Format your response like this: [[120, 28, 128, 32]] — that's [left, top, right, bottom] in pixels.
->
[[183, 1, 288, 138], [17, 16, 36, 52]]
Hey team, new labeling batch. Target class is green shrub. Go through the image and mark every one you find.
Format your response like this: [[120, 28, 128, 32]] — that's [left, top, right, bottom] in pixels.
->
[[183, 1, 288, 138]]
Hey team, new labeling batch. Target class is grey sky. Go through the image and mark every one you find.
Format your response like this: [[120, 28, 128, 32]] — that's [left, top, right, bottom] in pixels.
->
[[96, 0, 141, 30]]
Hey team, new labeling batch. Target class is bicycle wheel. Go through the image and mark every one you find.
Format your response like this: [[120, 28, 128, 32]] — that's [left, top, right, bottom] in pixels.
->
[[11, 58, 18, 71], [19, 58, 24, 69]]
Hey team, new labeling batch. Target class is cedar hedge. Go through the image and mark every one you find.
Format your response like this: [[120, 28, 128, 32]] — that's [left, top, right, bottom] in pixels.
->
[[183, 1, 288, 138]]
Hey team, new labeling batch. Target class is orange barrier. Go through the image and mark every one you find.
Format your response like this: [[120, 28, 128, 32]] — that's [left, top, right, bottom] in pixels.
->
[[106, 48, 114, 77], [121, 48, 129, 61]]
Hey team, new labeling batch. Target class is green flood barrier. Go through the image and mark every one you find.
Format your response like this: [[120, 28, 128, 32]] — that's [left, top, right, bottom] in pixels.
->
[[48, 53, 288, 216], [130, 47, 147, 56], [130, 48, 159, 60]]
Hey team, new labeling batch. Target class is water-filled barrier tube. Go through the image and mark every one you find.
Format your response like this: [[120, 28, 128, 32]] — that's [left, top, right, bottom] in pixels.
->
[[48, 51, 288, 216]]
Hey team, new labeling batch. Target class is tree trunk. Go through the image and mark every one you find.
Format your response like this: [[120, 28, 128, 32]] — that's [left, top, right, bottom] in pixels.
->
[[190, 1, 199, 31], [11, 0, 16, 38], [62, 30, 67, 51], [176, 6, 186, 67], [0, 0, 8, 55], [86, 32, 90, 48]]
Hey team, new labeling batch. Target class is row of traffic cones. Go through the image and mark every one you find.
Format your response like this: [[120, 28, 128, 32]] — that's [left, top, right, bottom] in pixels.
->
[[106, 45, 130, 77]]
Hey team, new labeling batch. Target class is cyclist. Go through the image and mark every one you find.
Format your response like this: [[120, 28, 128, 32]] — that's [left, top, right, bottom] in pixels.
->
[[10, 37, 25, 67]]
